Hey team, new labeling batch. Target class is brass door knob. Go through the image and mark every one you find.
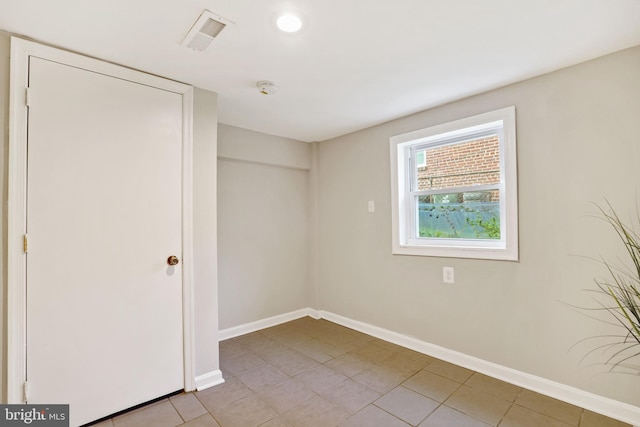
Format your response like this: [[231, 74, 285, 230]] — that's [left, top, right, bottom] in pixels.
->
[[167, 255, 179, 266]]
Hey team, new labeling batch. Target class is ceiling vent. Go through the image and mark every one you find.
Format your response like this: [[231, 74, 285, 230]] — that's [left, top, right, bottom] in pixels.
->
[[182, 10, 233, 51]]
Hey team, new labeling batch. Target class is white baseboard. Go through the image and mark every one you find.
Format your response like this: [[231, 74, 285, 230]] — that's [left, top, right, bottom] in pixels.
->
[[218, 308, 314, 340], [218, 307, 640, 425], [195, 370, 225, 391], [318, 310, 640, 427]]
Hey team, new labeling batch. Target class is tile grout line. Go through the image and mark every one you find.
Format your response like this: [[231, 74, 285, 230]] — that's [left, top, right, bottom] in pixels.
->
[[167, 396, 186, 425], [578, 408, 586, 427], [192, 387, 227, 427], [495, 387, 524, 427]]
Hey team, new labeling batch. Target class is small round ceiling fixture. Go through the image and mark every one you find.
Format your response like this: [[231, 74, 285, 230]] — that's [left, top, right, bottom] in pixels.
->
[[257, 80, 278, 95], [276, 13, 302, 32]]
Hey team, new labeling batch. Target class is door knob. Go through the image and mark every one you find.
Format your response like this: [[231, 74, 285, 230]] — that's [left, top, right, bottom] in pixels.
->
[[167, 256, 179, 266]]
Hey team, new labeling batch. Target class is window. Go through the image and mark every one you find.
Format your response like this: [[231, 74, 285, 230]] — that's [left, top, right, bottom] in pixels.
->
[[415, 150, 426, 168], [390, 107, 518, 260]]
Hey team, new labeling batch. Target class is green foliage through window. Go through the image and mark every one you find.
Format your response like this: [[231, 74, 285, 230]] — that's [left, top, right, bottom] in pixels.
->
[[418, 201, 500, 240]]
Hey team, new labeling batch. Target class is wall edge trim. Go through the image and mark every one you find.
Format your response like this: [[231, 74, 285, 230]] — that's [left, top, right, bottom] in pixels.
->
[[195, 370, 225, 391], [218, 308, 314, 340], [217, 155, 310, 172]]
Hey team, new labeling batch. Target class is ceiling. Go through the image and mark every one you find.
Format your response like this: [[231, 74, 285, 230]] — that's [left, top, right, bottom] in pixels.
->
[[2, 1, 640, 142]]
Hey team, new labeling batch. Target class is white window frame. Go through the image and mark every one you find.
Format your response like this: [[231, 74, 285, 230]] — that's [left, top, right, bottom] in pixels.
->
[[390, 106, 518, 261]]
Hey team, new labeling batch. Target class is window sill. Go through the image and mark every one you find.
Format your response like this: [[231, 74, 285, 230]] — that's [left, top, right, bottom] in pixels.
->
[[392, 243, 519, 261]]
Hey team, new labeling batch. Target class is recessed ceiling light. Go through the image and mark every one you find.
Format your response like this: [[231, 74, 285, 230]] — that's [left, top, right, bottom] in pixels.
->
[[276, 13, 302, 32]]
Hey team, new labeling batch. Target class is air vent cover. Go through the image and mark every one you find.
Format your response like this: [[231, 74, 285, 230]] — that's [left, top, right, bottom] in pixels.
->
[[182, 10, 233, 51]]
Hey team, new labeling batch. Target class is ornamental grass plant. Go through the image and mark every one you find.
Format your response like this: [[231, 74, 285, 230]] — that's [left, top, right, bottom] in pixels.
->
[[582, 201, 640, 373]]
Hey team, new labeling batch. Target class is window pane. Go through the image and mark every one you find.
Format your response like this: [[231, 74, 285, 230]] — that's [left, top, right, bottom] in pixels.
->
[[417, 191, 500, 239], [416, 135, 500, 191]]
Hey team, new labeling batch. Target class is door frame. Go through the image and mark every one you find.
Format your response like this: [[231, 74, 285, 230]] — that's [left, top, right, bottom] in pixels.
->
[[7, 37, 196, 403]]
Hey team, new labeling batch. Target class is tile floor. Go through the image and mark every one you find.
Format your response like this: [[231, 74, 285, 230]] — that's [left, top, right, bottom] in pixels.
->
[[92, 317, 631, 427]]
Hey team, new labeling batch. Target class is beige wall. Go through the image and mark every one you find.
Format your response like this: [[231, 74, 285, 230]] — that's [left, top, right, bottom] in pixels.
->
[[316, 45, 640, 406], [217, 124, 311, 330], [192, 88, 220, 378], [218, 124, 311, 170], [0, 32, 220, 400]]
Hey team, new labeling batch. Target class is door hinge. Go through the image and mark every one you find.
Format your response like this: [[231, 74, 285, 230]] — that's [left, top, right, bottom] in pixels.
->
[[23, 381, 29, 402], [25, 87, 31, 107], [23, 234, 28, 253]]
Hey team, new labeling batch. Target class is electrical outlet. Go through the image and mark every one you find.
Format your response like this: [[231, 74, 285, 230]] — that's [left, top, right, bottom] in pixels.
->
[[443, 267, 454, 284]]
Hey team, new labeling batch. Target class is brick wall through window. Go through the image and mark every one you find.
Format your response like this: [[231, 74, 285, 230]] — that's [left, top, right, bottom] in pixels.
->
[[417, 135, 500, 202]]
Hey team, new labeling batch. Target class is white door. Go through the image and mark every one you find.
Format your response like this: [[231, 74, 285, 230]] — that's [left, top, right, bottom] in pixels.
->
[[26, 56, 184, 426]]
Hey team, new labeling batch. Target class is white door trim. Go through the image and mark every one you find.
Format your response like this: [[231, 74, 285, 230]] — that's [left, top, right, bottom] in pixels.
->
[[7, 37, 196, 402]]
